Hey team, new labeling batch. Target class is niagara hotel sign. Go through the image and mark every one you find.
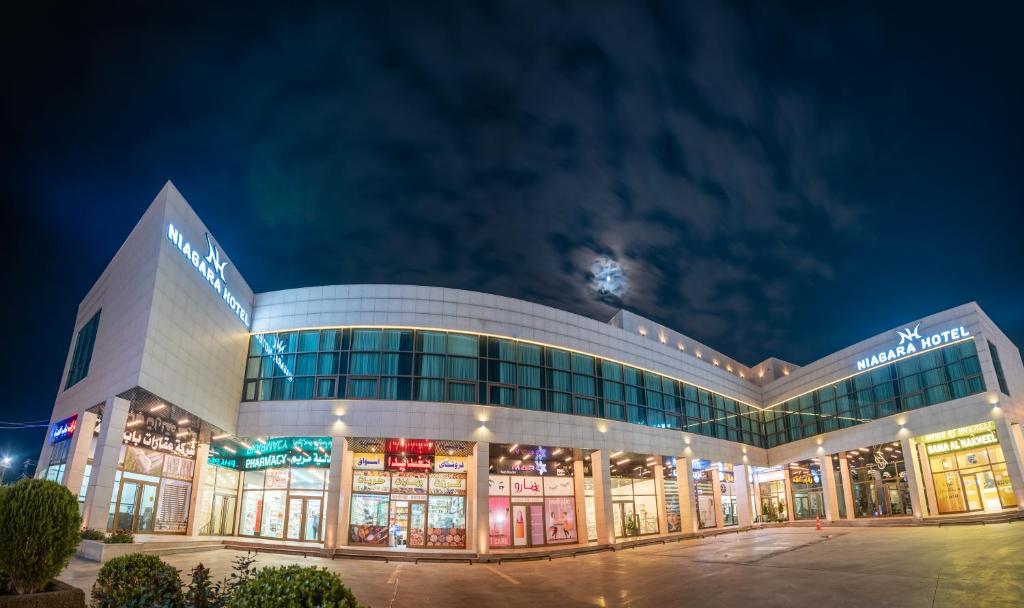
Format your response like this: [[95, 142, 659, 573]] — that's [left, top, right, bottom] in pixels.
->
[[166, 223, 250, 327], [856, 323, 971, 372]]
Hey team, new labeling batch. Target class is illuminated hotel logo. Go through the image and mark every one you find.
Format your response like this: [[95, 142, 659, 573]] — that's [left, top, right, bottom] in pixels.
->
[[856, 324, 971, 371], [166, 223, 250, 327]]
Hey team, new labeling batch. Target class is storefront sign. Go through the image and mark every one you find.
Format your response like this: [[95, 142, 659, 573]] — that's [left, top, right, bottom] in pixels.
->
[[353, 470, 391, 493], [489, 475, 511, 495], [924, 429, 999, 456], [429, 472, 467, 495], [391, 472, 428, 494], [50, 414, 78, 444], [856, 324, 971, 371], [123, 412, 196, 459], [434, 456, 468, 473], [385, 438, 434, 455], [166, 223, 250, 327], [921, 421, 996, 444], [240, 437, 330, 458], [386, 454, 433, 471], [353, 453, 385, 470], [791, 471, 815, 485], [510, 476, 544, 497], [542, 477, 575, 497]]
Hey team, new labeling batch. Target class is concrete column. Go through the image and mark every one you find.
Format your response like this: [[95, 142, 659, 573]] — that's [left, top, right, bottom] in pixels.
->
[[654, 464, 668, 536], [185, 443, 210, 535], [916, 442, 940, 517], [572, 460, 588, 543], [82, 397, 130, 531], [782, 467, 795, 522], [838, 456, 856, 518], [994, 418, 1024, 509], [590, 450, 615, 544], [899, 437, 926, 519], [734, 465, 752, 527], [322, 437, 346, 549], [334, 439, 355, 547], [710, 468, 724, 528], [678, 457, 698, 533], [820, 456, 839, 522], [62, 411, 97, 500], [470, 441, 489, 555]]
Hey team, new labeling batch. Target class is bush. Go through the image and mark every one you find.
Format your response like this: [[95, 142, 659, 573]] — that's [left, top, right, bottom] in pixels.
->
[[228, 566, 359, 608], [80, 528, 106, 541], [0, 478, 81, 594], [105, 529, 134, 544], [186, 563, 225, 608], [91, 553, 184, 608]]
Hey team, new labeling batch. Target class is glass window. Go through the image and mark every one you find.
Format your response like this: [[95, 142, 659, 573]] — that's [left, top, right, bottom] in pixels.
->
[[352, 329, 382, 351], [65, 310, 101, 389]]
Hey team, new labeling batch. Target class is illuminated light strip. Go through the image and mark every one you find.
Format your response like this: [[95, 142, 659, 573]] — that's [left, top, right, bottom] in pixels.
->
[[761, 336, 976, 412], [246, 324, 765, 411]]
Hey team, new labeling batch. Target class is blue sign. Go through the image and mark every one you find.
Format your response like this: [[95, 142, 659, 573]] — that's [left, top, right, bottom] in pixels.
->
[[51, 414, 78, 444]]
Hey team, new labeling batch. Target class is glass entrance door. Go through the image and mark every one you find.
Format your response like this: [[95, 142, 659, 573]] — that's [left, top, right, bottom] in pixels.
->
[[285, 497, 324, 542], [976, 471, 1003, 511], [113, 480, 159, 533], [137, 484, 157, 532], [211, 495, 236, 536], [408, 502, 426, 547], [614, 501, 638, 537], [962, 475, 983, 511], [389, 500, 410, 547]]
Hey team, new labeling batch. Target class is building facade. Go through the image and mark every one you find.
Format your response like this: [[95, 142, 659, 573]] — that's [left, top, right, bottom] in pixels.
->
[[38, 183, 1024, 554]]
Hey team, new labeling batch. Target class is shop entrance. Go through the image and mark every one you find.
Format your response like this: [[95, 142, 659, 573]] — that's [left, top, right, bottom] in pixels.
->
[[387, 500, 427, 547], [209, 494, 237, 536], [285, 497, 323, 542], [510, 503, 547, 546], [113, 480, 158, 533], [963, 471, 1002, 512], [613, 500, 639, 537]]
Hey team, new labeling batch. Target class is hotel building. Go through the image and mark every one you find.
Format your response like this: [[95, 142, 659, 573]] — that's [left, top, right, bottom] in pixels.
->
[[39, 183, 1024, 555]]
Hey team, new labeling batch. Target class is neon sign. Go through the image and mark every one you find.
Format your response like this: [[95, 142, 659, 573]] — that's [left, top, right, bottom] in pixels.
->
[[51, 414, 78, 444], [856, 324, 970, 371], [166, 223, 250, 327]]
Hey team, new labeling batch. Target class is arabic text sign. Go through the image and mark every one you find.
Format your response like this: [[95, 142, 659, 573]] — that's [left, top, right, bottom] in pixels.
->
[[51, 414, 78, 444], [353, 470, 391, 493], [429, 472, 467, 495], [353, 453, 385, 470], [434, 456, 468, 473]]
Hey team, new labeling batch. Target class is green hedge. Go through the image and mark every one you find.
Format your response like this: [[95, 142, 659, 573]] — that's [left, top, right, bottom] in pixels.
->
[[228, 566, 359, 608], [91, 553, 184, 608], [0, 479, 81, 594]]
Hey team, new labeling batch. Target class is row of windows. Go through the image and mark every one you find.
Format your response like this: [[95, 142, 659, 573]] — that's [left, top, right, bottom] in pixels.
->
[[761, 341, 986, 447], [242, 328, 989, 449], [65, 310, 101, 390]]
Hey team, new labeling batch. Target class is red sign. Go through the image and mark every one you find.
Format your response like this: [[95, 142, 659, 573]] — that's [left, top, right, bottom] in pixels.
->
[[385, 438, 435, 455], [386, 454, 434, 471]]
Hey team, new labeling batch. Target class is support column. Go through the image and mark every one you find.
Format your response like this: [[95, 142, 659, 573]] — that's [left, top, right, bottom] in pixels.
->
[[62, 411, 97, 500], [322, 437, 346, 550], [820, 455, 839, 522], [900, 437, 926, 519], [335, 439, 355, 547], [782, 467, 795, 522], [838, 455, 856, 518], [710, 468, 724, 528], [471, 441, 489, 555], [572, 460, 588, 543], [185, 443, 210, 536], [678, 456, 698, 533], [994, 418, 1024, 509], [752, 472, 763, 523], [82, 397, 130, 531], [916, 443, 940, 517], [590, 450, 615, 544], [734, 465, 752, 527], [654, 463, 668, 536]]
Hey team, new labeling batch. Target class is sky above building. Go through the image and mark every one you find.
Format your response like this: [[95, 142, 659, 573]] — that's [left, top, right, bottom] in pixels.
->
[[1, 2, 1022, 465]]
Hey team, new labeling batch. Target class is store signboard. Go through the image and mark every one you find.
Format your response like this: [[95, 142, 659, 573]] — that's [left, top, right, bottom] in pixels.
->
[[353, 470, 391, 493], [353, 453, 385, 470], [50, 414, 78, 444], [434, 456, 468, 473], [543, 477, 575, 497], [165, 223, 250, 327], [387, 454, 433, 471], [510, 476, 543, 497], [923, 422, 999, 456], [239, 437, 330, 459], [489, 475, 511, 495], [429, 472, 467, 495], [391, 472, 428, 494], [123, 411, 196, 459], [856, 323, 971, 372]]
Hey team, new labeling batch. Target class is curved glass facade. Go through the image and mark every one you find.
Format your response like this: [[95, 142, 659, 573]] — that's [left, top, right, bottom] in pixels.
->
[[242, 328, 986, 449]]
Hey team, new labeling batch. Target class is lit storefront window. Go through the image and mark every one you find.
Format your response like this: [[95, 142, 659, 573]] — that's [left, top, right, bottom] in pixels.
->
[[663, 457, 682, 533], [196, 464, 239, 536], [348, 438, 470, 549], [753, 467, 788, 522], [610, 453, 659, 538], [719, 464, 737, 526], [847, 443, 912, 518], [789, 460, 824, 520], [692, 460, 717, 529], [488, 443, 577, 549], [922, 422, 1014, 513]]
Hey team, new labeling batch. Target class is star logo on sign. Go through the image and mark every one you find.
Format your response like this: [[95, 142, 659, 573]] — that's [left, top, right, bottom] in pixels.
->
[[534, 447, 548, 460], [535, 461, 547, 475]]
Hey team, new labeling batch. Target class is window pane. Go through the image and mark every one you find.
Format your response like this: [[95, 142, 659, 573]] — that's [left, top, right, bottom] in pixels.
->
[[352, 329, 382, 351]]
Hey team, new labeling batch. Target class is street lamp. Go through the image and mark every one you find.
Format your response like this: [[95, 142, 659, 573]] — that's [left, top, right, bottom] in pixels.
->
[[0, 457, 11, 485]]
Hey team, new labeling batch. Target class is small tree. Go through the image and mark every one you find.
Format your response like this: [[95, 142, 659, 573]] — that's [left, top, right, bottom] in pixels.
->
[[0, 478, 81, 594], [228, 566, 359, 608], [91, 553, 184, 608]]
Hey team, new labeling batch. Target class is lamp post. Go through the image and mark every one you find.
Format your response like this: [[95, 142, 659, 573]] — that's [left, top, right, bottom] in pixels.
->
[[0, 457, 11, 485]]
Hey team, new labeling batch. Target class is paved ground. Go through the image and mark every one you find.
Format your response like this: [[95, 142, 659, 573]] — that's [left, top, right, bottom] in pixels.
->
[[61, 525, 1024, 607]]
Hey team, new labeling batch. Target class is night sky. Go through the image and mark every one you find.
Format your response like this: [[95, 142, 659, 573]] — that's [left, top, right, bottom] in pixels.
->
[[2, 2, 1022, 470]]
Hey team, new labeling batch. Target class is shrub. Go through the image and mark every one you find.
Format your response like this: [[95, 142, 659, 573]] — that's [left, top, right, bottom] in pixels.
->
[[186, 563, 225, 608], [91, 553, 184, 608], [0, 478, 81, 594], [80, 528, 106, 541], [227, 566, 359, 608], [105, 529, 134, 543]]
